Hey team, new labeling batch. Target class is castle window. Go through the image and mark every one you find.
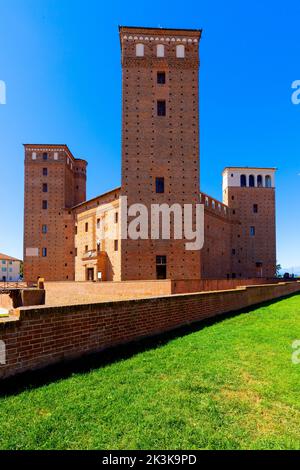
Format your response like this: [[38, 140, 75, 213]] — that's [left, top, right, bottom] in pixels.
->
[[205, 197, 209, 206], [54, 152, 58, 160], [136, 43, 144, 57], [253, 204, 258, 213], [114, 240, 119, 251], [97, 241, 101, 252], [42, 183, 48, 193], [265, 175, 272, 188], [156, 255, 167, 280], [157, 44, 165, 57], [250, 226, 256, 237], [42, 200, 48, 210], [97, 218, 101, 229], [212, 200, 215, 209], [157, 100, 166, 116], [42, 225, 47, 234], [240, 174, 247, 187], [32, 152, 37, 160], [156, 177, 165, 193], [257, 175, 263, 187], [75, 225, 77, 235], [232, 249, 236, 255], [42, 247, 47, 257], [43, 152, 48, 161], [249, 175, 255, 187], [43, 168, 48, 176], [75, 248, 77, 257], [176, 44, 185, 58], [157, 71, 166, 84], [115, 212, 119, 223], [85, 245, 88, 252], [85, 222, 88, 232]]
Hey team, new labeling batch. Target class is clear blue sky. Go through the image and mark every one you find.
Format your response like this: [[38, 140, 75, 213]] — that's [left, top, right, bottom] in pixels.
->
[[0, 0, 299, 269]]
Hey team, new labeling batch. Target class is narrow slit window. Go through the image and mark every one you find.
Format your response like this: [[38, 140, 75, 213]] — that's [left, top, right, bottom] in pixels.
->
[[157, 100, 166, 116]]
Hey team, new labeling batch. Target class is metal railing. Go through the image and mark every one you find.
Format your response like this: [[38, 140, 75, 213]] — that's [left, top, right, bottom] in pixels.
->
[[0, 281, 27, 292]]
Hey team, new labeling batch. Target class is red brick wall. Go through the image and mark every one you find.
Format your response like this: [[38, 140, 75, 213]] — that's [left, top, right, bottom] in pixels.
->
[[44, 280, 173, 306], [1, 281, 299, 379], [172, 278, 275, 294], [224, 186, 276, 278]]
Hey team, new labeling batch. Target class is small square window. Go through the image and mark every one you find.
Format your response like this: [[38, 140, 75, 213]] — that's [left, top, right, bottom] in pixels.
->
[[157, 72, 166, 84], [157, 100, 166, 116], [156, 177, 165, 194]]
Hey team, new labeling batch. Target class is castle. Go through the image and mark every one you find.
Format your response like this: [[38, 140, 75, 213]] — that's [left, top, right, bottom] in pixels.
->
[[23, 26, 276, 283]]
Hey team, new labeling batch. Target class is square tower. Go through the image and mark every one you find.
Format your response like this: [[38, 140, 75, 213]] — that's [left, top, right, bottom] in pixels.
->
[[119, 26, 202, 280], [23, 144, 87, 282], [223, 167, 276, 278]]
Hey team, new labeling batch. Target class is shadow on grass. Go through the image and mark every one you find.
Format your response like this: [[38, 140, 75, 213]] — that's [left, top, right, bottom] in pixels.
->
[[1, 292, 299, 397]]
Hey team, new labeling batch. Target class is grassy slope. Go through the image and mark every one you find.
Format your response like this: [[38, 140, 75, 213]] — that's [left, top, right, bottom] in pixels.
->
[[1, 295, 300, 450]]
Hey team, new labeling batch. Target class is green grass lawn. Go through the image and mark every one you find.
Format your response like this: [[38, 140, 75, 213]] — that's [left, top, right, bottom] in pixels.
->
[[1, 294, 300, 450]]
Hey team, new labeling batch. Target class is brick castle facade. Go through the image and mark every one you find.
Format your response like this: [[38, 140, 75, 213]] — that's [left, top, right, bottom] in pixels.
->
[[23, 26, 276, 283]]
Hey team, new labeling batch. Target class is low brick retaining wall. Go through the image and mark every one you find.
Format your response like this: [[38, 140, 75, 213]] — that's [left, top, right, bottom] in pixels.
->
[[0, 289, 45, 311], [0, 281, 299, 379], [44, 278, 275, 306], [44, 280, 173, 306]]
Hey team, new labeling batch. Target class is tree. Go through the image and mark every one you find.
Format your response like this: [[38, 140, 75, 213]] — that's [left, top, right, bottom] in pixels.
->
[[276, 263, 282, 277]]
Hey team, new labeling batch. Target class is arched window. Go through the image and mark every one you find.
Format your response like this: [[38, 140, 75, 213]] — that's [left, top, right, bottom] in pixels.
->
[[257, 175, 263, 187], [157, 44, 164, 57], [265, 175, 272, 188], [176, 44, 185, 58], [136, 43, 144, 57], [240, 174, 247, 187], [249, 175, 255, 187]]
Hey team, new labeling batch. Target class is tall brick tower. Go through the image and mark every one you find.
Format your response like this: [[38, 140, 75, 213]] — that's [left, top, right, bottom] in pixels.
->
[[23, 144, 87, 282], [119, 26, 202, 280], [223, 167, 276, 278]]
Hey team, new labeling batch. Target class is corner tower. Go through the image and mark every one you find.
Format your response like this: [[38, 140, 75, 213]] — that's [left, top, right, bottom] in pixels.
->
[[119, 26, 202, 280], [23, 144, 87, 282], [223, 167, 276, 278]]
